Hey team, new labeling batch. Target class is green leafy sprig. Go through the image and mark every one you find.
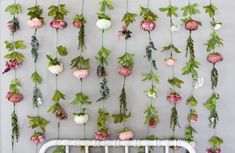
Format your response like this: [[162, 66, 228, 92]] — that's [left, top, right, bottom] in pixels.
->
[[46, 55, 60, 66], [28, 116, 49, 133], [140, 6, 158, 21], [185, 125, 197, 142], [99, 0, 113, 13], [27, 5, 44, 22], [144, 105, 158, 126], [70, 56, 90, 70], [71, 92, 91, 106], [209, 136, 223, 149], [4, 40, 26, 62], [5, 4, 22, 15], [159, 5, 179, 17], [205, 31, 223, 52], [48, 4, 68, 20], [31, 35, 39, 63], [97, 108, 110, 132], [118, 52, 134, 68], [122, 12, 137, 25], [11, 110, 20, 148], [181, 3, 200, 17], [97, 78, 110, 102]]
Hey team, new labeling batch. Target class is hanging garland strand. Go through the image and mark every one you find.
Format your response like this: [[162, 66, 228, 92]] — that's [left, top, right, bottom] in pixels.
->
[[160, 0, 183, 149], [181, 0, 201, 146], [47, 1, 69, 152], [3, 1, 26, 153], [70, 1, 91, 151], [27, 1, 49, 152], [95, 0, 113, 141], [203, 0, 224, 152]]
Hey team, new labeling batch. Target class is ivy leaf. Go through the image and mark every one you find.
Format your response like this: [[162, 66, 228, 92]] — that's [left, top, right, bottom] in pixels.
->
[[99, 0, 113, 12], [205, 31, 223, 52], [71, 92, 91, 106], [203, 4, 218, 18], [182, 59, 200, 78], [122, 12, 137, 25], [57, 45, 68, 56], [31, 71, 43, 84], [181, 3, 200, 17], [168, 77, 184, 88], [28, 116, 49, 133], [4, 40, 14, 51], [96, 47, 111, 64], [5, 4, 22, 15], [46, 55, 60, 66], [15, 40, 27, 49], [187, 96, 198, 107], [48, 103, 58, 113], [9, 79, 21, 93], [52, 90, 66, 102], [159, 5, 178, 17], [97, 13, 111, 20], [204, 93, 219, 111]]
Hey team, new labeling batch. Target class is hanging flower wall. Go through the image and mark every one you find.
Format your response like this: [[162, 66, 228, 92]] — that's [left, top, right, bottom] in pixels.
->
[[181, 1, 201, 144], [47, 1, 69, 152], [203, 1, 224, 152], [112, 0, 136, 141], [160, 0, 183, 149], [70, 1, 92, 149], [27, 0, 49, 151], [3, 1, 26, 152], [95, 0, 113, 141]]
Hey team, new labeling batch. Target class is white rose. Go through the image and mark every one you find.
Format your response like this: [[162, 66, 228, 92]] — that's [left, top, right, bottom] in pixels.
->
[[193, 76, 204, 89], [74, 114, 89, 125], [96, 19, 112, 30], [214, 23, 222, 31], [48, 64, 64, 75], [171, 24, 181, 32]]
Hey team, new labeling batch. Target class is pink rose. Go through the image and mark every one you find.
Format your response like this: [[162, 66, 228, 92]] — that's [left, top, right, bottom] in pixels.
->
[[185, 20, 199, 31], [207, 53, 223, 64], [73, 69, 89, 79], [148, 117, 158, 128], [95, 130, 110, 141], [28, 18, 43, 28], [188, 113, 198, 123], [167, 93, 182, 105], [31, 133, 45, 144], [50, 19, 67, 30], [6, 91, 23, 104], [118, 66, 133, 77], [7, 23, 14, 32], [206, 148, 221, 153], [140, 20, 156, 31], [119, 130, 134, 140], [73, 21, 83, 28], [164, 58, 176, 66]]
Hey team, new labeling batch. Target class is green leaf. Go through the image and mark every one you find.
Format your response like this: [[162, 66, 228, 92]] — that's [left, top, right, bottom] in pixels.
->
[[170, 106, 180, 132], [52, 90, 66, 102], [71, 92, 91, 106], [181, 3, 200, 17], [57, 45, 68, 56], [205, 31, 223, 52], [31, 35, 39, 63], [48, 103, 58, 113], [15, 40, 27, 49], [5, 4, 22, 15], [118, 52, 134, 68], [4, 40, 14, 51], [28, 115, 49, 133], [211, 67, 218, 89], [96, 47, 111, 64], [159, 5, 178, 17], [185, 125, 197, 142], [46, 55, 60, 66], [209, 136, 223, 149], [97, 13, 111, 20], [140, 6, 158, 21], [203, 4, 218, 18], [4, 52, 24, 62], [187, 96, 198, 107], [168, 77, 184, 88], [11, 111, 20, 145], [31, 71, 43, 84], [97, 108, 110, 132], [204, 93, 219, 111], [97, 78, 110, 102], [142, 72, 160, 84], [162, 44, 181, 53], [48, 4, 68, 20], [9, 79, 21, 93], [182, 59, 200, 78], [144, 105, 158, 126], [27, 5, 44, 21], [122, 12, 137, 24], [70, 56, 90, 69]]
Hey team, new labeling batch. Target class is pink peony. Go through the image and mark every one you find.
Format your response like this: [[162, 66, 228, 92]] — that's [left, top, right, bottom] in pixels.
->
[[2, 59, 21, 74], [119, 130, 134, 140], [73, 21, 83, 28], [31, 133, 45, 144], [207, 53, 223, 64], [7, 23, 15, 32], [95, 130, 110, 141], [185, 20, 199, 31], [148, 117, 158, 128], [167, 93, 182, 104], [50, 19, 67, 30], [188, 113, 198, 123], [206, 148, 221, 153], [6, 91, 23, 104], [28, 18, 43, 28], [118, 66, 133, 77], [73, 69, 89, 79], [164, 58, 176, 66], [140, 20, 156, 31]]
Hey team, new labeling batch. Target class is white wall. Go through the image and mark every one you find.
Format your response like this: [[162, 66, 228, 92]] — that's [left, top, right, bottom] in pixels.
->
[[1, 0, 235, 152]]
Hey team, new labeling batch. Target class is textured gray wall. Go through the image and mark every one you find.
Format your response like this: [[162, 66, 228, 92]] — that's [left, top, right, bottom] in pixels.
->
[[0, 0, 234, 153]]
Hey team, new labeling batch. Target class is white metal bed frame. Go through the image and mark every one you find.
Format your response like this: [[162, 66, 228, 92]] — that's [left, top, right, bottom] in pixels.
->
[[39, 140, 196, 153]]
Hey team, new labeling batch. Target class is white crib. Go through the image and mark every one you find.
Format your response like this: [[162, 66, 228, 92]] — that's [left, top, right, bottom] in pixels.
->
[[39, 140, 196, 153]]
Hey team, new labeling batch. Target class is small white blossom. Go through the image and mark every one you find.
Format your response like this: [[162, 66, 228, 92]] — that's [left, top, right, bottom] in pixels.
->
[[193, 76, 204, 89], [171, 24, 181, 32], [214, 23, 222, 31], [36, 97, 43, 106]]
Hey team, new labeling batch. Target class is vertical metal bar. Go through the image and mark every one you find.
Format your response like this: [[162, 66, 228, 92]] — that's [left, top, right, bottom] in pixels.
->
[[85, 146, 89, 153], [145, 146, 149, 153], [65, 146, 69, 153], [165, 146, 169, 153], [125, 146, 129, 153], [105, 146, 109, 153]]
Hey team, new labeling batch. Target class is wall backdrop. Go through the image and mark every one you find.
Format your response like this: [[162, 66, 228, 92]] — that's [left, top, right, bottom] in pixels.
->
[[0, 0, 234, 152]]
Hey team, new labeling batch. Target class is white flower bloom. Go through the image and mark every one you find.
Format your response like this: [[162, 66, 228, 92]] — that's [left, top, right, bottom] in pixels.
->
[[96, 19, 112, 30], [193, 76, 204, 89], [74, 114, 89, 125], [214, 23, 222, 31], [36, 97, 43, 106], [171, 24, 181, 32], [48, 64, 64, 75]]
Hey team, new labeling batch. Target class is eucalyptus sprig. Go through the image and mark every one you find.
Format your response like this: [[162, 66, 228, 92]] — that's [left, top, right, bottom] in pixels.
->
[[11, 110, 20, 148], [48, 4, 68, 20]]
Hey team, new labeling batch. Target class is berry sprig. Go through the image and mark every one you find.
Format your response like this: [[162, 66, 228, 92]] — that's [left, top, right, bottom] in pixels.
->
[[181, 0, 201, 145], [204, 0, 224, 152], [95, 0, 113, 141]]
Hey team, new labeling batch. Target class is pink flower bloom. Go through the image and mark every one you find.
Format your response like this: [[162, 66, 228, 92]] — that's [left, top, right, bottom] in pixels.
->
[[6, 91, 23, 104], [185, 20, 199, 31], [164, 58, 176, 66], [95, 130, 110, 141], [188, 113, 198, 123], [118, 66, 133, 77], [2, 60, 21, 74], [148, 117, 158, 128], [167, 93, 182, 105], [207, 53, 223, 64], [140, 20, 156, 31], [31, 133, 45, 144], [119, 130, 134, 140], [7, 23, 14, 32], [50, 19, 67, 30], [206, 148, 221, 153], [28, 18, 43, 28], [73, 69, 89, 79], [73, 21, 83, 28]]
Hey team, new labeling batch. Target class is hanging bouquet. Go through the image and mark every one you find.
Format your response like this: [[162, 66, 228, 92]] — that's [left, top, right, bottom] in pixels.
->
[[46, 55, 64, 75], [73, 108, 89, 125], [6, 79, 23, 104], [140, 6, 158, 32], [118, 52, 134, 77], [71, 56, 90, 80], [73, 14, 86, 49], [27, 5, 44, 29], [48, 4, 68, 30]]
